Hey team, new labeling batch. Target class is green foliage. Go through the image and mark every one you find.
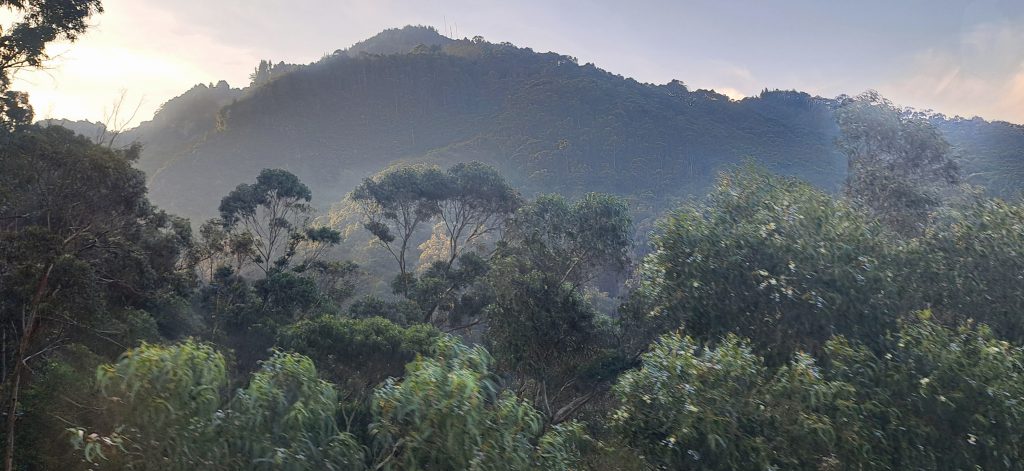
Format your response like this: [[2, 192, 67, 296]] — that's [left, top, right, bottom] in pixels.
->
[[219, 168, 334, 275], [354, 162, 518, 324], [613, 318, 1024, 470], [907, 198, 1024, 342], [347, 296, 422, 325], [501, 193, 632, 288], [836, 91, 963, 235], [352, 164, 446, 294], [225, 352, 366, 470], [405, 252, 493, 325], [203, 269, 326, 371], [0, 90, 33, 129], [436, 161, 521, 267], [19, 345, 106, 470], [0, 0, 102, 127], [486, 257, 603, 388], [0, 0, 103, 91], [612, 333, 857, 470], [89, 340, 227, 469], [824, 315, 1024, 470], [369, 340, 585, 470], [630, 165, 902, 362], [0, 125, 195, 466], [77, 342, 365, 470], [483, 192, 632, 423], [279, 316, 440, 394]]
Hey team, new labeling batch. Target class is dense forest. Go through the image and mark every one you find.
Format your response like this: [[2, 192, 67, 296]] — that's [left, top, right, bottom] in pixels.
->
[[3, 5, 1024, 471]]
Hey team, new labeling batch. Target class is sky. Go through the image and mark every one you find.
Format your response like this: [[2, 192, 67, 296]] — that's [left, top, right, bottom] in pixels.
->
[[8, 0, 1024, 124]]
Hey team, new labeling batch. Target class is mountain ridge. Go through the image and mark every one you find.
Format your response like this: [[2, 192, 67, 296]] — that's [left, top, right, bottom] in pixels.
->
[[49, 26, 1024, 221]]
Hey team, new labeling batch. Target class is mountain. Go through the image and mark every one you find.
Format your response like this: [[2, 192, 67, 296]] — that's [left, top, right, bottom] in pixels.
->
[[92, 26, 1023, 222], [342, 25, 453, 56]]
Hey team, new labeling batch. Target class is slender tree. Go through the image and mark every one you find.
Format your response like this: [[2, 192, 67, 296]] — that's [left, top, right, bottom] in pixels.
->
[[219, 169, 337, 276], [351, 165, 445, 295]]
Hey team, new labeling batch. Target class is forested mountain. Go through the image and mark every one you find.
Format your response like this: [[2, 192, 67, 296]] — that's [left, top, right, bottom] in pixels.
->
[[107, 26, 1023, 223]]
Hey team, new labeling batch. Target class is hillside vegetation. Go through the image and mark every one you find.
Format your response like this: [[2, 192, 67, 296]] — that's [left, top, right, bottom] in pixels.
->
[[100, 26, 1023, 224]]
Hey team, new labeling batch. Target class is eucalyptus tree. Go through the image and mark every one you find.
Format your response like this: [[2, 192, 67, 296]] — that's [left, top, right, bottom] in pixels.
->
[[351, 165, 446, 296], [612, 333, 860, 470], [435, 162, 521, 271], [499, 193, 630, 291], [353, 162, 519, 323], [369, 339, 585, 470], [219, 169, 339, 276], [73, 342, 366, 470], [903, 198, 1024, 344], [612, 315, 1024, 470], [485, 192, 633, 424]]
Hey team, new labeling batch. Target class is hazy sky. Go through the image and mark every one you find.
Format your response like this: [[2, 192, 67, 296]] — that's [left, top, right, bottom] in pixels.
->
[[9, 0, 1024, 124]]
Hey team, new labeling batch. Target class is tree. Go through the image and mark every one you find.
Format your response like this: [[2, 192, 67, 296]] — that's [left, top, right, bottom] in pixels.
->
[[627, 165, 903, 363], [351, 165, 446, 296], [82, 340, 227, 470], [74, 342, 366, 470], [612, 333, 862, 470], [369, 339, 585, 470], [485, 193, 633, 424], [612, 315, 1024, 470], [0, 91, 32, 130], [906, 198, 1024, 343], [190, 218, 256, 281], [224, 352, 366, 470], [499, 193, 631, 291], [0, 0, 102, 88], [405, 163, 520, 324], [0, 126, 195, 470], [278, 315, 440, 397], [823, 314, 1024, 469], [435, 162, 520, 272], [836, 91, 963, 236], [219, 168, 338, 275]]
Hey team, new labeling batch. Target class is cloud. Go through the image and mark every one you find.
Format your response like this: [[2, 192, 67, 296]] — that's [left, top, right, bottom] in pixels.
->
[[881, 20, 1024, 123]]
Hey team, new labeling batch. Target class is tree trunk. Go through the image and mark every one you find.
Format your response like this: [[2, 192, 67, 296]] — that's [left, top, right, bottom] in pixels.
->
[[4, 264, 51, 471]]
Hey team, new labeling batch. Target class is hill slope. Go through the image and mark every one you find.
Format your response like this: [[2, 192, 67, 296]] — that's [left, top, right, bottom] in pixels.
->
[[111, 26, 1022, 221]]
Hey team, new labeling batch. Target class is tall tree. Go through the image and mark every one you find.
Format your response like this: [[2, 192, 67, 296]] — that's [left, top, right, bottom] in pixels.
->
[[612, 333, 861, 470], [414, 162, 520, 324], [76, 342, 366, 470], [836, 91, 963, 235], [486, 193, 633, 424], [351, 165, 445, 296], [0, 126, 194, 470], [219, 168, 337, 276], [369, 339, 586, 470], [435, 162, 520, 271], [499, 193, 631, 291]]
